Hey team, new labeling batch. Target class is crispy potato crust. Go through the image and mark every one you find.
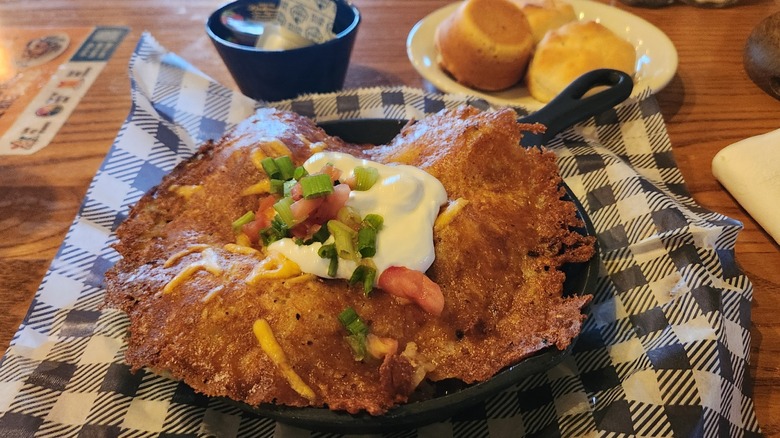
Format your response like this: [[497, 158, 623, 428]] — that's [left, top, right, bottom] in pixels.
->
[[104, 106, 594, 415]]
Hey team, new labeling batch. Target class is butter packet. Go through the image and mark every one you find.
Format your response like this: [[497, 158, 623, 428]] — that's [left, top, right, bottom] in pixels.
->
[[277, 0, 337, 44]]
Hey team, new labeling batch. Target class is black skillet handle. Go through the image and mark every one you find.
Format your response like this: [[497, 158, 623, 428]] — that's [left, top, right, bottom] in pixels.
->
[[518, 69, 633, 148]]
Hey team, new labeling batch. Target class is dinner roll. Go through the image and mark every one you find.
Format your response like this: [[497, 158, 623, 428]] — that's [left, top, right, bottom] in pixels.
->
[[511, 0, 577, 45], [435, 0, 535, 91], [527, 20, 636, 103]]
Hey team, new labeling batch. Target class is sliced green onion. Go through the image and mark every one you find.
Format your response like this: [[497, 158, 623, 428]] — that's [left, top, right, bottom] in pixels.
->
[[357, 227, 377, 258], [349, 261, 377, 295], [273, 197, 295, 227], [261, 157, 281, 179], [318, 243, 337, 259], [269, 179, 285, 196], [300, 173, 334, 199], [345, 334, 367, 361], [260, 216, 289, 245], [338, 307, 368, 335], [283, 179, 297, 197], [231, 211, 256, 233], [317, 243, 338, 277], [293, 166, 308, 180], [274, 156, 295, 180], [327, 220, 357, 260], [337, 307, 368, 361], [353, 166, 379, 191], [336, 206, 362, 230], [328, 256, 339, 277], [362, 214, 384, 231]]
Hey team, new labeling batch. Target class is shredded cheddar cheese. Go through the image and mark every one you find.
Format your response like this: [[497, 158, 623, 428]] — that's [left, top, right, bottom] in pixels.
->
[[164, 244, 210, 268], [434, 198, 469, 232], [294, 134, 326, 153], [245, 252, 302, 284], [262, 139, 292, 157], [235, 233, 253, 247], [201, 284, 225, 302], [163, 248, 223, 294], [241, 179, 271, 196], [253, 319, 316, 401], [308, 141, 327, 153], [250, 148, 268, 170], [224, 243, 260, 256], [168, 184, 203, 198], [283, 273, 317, 287]]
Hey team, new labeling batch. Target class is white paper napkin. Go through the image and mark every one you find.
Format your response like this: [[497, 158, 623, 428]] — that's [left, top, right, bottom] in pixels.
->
[[712, 128, 780, 244]]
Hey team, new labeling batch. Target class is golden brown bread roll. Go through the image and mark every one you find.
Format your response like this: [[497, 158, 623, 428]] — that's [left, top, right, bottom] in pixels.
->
[[527, 20, 636, 103], [510, 0, 577, 45], [435, 0, 535, 91]]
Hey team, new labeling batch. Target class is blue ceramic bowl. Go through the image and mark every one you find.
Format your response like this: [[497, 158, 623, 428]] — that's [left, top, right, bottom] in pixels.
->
[[206, 0, 360, 102]]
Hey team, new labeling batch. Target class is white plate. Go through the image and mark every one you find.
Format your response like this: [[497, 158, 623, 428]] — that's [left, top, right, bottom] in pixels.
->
[[406, 0, 678, 110]]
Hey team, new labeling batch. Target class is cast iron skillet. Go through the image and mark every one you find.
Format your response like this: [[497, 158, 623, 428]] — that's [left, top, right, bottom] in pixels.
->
[[231, 69, 633, 433]]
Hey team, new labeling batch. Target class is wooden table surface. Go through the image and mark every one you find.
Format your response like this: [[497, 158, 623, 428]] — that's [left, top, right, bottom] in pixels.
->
[[1, 0, 778, 435]]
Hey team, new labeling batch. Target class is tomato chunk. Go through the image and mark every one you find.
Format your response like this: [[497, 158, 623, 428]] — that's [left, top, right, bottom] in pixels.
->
[[377, 266, 444, 316]]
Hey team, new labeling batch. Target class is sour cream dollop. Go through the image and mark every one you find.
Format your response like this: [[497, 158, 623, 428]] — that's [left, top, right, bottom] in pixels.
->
[[268, 151, 447, 282]]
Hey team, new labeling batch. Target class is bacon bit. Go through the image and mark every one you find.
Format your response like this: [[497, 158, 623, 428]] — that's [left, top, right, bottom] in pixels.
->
[[366, 334, 398, 360], [377, 266, 445, 316]]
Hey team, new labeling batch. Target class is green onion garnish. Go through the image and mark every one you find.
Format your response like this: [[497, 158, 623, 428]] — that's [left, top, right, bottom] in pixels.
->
[[273, 197, 295, 227], [261, 157, 280, 179], [338, 307, 369, 360], [345, 334, 367, 361], [318, 243, 337, 259], [362, 214, 384, 231], [336, 206, 362, 230], [269, 179, 285, 196], [275, 156, 295, 181], [293, 166, 308, 180], [231, 211, 256, 233], [353, 166, 379, 191], [349, 262, 377, 295], [283, 179, 297, 197], [357, 226, 377, 258], [260, 216, 289, 245], [312, 225, 331, 243], [328, 256, 339, 277], [327, 220, 357, 260], [318, 243, 338, 277], [338, 307, 368, 335], [300, 173, 334, 199]]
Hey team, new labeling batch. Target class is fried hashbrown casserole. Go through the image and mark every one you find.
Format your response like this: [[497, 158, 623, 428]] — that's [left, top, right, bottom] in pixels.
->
[[103, 106, 595, 415]]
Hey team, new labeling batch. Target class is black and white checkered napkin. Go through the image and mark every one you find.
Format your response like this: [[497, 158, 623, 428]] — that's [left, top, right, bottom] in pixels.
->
[[0, 33, 763, 437]]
